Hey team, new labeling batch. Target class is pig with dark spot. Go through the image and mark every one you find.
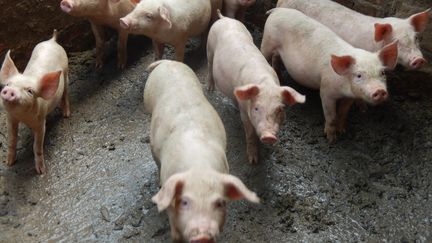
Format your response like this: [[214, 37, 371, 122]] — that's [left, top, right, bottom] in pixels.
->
[[144, 60, 259, 243], [277, 0, 430, 70], [120, 0, 212, 62], [0, 30, 70, 174], [222, 0, 256, 22], [207, 12, 305, 164], [261, 8, 398, 142], [60, 0, 136, 69]]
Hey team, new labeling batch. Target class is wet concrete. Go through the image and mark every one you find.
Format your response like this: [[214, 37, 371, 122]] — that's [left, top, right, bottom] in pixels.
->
[[1, 24, 432, 242]]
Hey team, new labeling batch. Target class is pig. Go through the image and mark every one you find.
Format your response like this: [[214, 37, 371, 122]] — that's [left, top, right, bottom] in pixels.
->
[[277, 0, 430, 70], [144, 60, 259, 242], [222, 0, 256, 22], [207, 11, 306, 164], [60, 0, 136, 69], [261, 8, 399, 142], [119, 0, 212, 62], [0, 30, 70, 174]]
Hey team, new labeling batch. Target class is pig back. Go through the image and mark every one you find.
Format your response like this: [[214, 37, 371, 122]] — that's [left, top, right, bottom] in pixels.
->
[[24, 38, 68, 112], [277, 0, 378, 51], [144, 61, 228, 182]]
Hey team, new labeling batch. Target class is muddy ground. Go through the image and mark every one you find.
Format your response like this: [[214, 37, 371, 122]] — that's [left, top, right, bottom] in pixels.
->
[[0, 22, 431, 242]]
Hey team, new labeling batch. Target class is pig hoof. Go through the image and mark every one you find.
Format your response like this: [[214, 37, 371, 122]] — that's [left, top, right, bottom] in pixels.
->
[[247, 152, 259, 164], [95, 62, 104, 70], [35, 161, 46, 174], [63, 109, 71, 118], [5, 158, 16, 167], [117, 62, 126, 70]]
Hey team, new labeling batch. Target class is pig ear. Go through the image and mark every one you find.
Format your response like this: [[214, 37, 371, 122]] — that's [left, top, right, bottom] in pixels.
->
[[37, 70, 62, 100], [0, 50, 19, 83], [374, 23, 393, 42], [220, 174, 260, 203], [152, 173, 185, 212], [409, 8, 430, 33], [378, 40, 399, 70], [331, 55, 356, 76], [281, 86, 306, 105], [159, 6, 172, 29], [234, 84, 260, 101], [131, 0, 140, 4]]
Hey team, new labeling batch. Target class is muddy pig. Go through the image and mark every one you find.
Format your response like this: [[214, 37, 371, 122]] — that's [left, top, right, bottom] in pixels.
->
[[277, 0, 430, 70], [119, 0, 212, 62], [207, 12, 305, 164], [144, 60, 259, 242], [0, 30, 70, 174], [261, 8, 398, 142], [60, 0, 136, 69], [222, 0, 256, 22]]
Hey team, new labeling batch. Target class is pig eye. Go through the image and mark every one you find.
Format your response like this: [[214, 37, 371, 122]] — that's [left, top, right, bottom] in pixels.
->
[[27, 89, 34, 96], [179, 198, 190, 210], [381, 70, 386, 76], [145, 13, 153, 20], [214, 199, 226, 209], [254, 107, 259, 111], [356, 74, 362, 79]]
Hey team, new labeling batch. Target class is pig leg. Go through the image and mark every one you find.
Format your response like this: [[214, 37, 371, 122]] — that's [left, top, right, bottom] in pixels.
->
[[5, 117, 18, 166], [174, 40, 187, 62], [90, 21, 106, 69], [240, 110, 259, 164], [152, 40, 165, 61], [336, 98, 354, 134], [223, 6, 237, 19], [236, 8, 246, 22], [33, 122, 46, 174], [271, 54, 283, 81], [117, 30, 129, 69], [207, 58, 215, 91], [61, 70, 71, 118], [320, 91, 338, 143]]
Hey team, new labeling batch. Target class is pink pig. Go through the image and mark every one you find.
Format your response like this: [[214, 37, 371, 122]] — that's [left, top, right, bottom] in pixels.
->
[[277, 0, 430, 70], [119, 0, 212, 62], [222, 0, 256, 22], [145, 60, 259, 242], [207, 12, 305, 164], [261, 8, 398, 142], [0, 30, 70, 174], [60, 0, 136, 69]]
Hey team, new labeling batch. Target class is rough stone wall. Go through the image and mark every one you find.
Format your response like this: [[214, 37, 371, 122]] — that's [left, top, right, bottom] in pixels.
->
[[0, 0, 431, 68]]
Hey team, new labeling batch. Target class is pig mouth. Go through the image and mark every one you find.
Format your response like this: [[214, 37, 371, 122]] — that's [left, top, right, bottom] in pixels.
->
[[190, 235, 216, 243]]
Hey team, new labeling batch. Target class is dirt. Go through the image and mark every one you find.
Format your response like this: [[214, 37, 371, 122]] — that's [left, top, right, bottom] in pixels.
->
[[0, 22, 432, 242]]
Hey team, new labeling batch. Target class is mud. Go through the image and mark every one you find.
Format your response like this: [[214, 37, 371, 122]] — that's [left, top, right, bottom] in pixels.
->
[[1, 23, 432, 242]]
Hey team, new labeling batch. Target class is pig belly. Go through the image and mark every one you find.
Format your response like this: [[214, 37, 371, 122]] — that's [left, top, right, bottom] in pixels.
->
[[278, 48, 321, 90]]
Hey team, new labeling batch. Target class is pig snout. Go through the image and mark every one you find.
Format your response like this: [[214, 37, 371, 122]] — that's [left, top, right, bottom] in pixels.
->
[[239, 0, 255, 7], [409, 57, 427, 69], [260, 132, 277, 144], [1, 87, 18, 103], [119, 18, 131, 30], [60, 0, 74, 13], [190, 236, 216, 243], [371, 89, 388, 103]]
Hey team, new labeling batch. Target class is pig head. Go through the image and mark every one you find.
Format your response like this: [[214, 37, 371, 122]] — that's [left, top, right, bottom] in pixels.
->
[[152, 169, 259, 243], [329, 41, 399, 105], [0, 51, 61, 112], [375, 9, 430, 70], [234, 83, 305, 144]]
